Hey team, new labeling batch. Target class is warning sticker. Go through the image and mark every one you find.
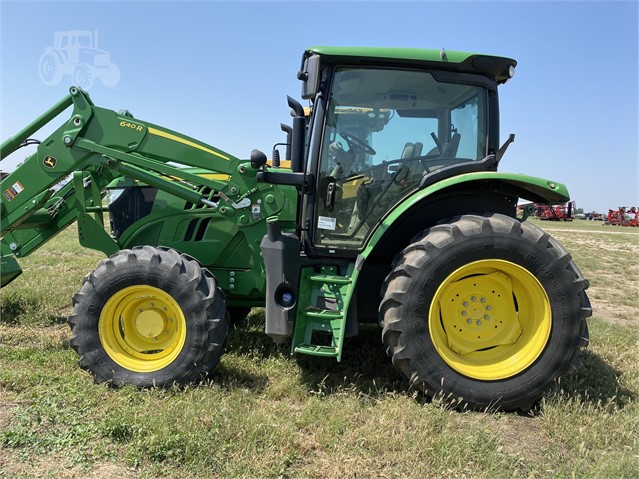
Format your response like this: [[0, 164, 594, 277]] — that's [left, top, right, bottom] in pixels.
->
[[3, 181, 24, 201], [317, 215, 337, 231]]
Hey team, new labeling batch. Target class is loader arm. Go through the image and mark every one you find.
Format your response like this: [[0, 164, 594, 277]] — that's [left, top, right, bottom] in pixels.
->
[[0, 87, 264, 286]]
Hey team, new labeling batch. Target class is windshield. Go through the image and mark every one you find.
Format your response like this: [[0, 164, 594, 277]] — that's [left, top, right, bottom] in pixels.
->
[[314, 67, 488, 249]]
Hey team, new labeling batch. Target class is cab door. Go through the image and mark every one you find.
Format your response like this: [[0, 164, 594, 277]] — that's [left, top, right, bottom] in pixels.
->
[[308, 67, 489, 253]]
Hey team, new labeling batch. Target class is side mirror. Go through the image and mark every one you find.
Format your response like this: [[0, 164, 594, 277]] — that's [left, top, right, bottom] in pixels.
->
[[287, 97, 305, 173], [250, 149, 267, 169], [299, 54, 320, 100]]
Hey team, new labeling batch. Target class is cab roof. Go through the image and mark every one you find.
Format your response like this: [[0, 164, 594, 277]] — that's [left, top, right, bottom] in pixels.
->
[[307, 46, 517, 84]]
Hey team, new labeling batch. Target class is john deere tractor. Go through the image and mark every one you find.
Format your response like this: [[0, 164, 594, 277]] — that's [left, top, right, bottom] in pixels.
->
[[0, 47, 591, 411]]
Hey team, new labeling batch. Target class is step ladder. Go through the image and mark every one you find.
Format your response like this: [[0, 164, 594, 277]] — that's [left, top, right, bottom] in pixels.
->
[[292, 264, 357, 362]]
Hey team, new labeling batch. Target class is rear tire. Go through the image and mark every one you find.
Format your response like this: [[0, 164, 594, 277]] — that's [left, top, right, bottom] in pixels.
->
[[68, 246, 228, 387], [380, 213, 591, 411]]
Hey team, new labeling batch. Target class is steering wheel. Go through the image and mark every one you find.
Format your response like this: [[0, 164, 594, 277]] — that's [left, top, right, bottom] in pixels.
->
[[340, 131, 376, 155]]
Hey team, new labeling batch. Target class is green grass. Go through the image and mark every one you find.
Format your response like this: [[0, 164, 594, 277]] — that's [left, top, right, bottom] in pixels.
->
[[1, 223, 638, 478]]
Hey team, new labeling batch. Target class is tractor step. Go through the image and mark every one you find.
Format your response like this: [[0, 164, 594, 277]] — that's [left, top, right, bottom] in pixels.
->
[[294, 344, 339, 357], [304, 309, 344, 319], [291, 264, 358, 362], [308, 274, 353, 285]]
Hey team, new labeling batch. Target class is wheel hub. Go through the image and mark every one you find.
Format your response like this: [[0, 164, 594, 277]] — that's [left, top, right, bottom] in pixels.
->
[[430, 259, 552, 381], [99, 285, 186, 372], [438, 271, 522, 355], [135, 308, 166, 339]]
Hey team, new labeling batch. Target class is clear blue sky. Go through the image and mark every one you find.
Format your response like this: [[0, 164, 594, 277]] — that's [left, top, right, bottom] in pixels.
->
[[1, 0, 637, 213]]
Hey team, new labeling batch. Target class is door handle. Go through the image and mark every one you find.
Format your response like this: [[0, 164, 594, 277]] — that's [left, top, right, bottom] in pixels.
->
[[325, 180, 336, 211]]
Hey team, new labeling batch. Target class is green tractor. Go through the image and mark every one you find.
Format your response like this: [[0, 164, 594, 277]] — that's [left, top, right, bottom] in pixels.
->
[[0, 47, 590, 411]]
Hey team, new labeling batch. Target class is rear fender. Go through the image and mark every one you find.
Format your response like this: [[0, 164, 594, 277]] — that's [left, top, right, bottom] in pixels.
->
[[361, 171, 570, 260], [351, 172, 570, 323]]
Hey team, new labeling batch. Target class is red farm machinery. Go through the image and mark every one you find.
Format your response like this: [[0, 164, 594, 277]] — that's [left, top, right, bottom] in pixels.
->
[[535, 201, 575, 221], [606, 207, 639, 227]]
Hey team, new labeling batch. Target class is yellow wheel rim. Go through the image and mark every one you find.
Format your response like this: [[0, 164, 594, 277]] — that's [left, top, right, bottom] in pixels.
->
[[99, 285, 187, 373], [429, 260, 551, 380]]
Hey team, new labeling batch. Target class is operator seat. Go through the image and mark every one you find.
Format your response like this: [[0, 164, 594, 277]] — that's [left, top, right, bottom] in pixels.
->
[[412, 142, 423, 157], [400, 142, 415, 159], [395, 141, 425, 183], [440, 132, 461, 158]]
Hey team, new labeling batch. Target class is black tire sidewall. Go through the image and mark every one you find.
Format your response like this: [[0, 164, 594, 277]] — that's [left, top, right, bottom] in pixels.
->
[[74, 252, 217, 387], [394, 218, 582, 408]]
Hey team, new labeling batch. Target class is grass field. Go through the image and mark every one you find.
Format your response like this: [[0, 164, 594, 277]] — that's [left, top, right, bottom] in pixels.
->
[[1, 219, 637, 478]]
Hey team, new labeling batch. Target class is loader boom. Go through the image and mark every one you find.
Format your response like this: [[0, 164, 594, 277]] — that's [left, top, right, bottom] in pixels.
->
[[1, 86, 295, 287]]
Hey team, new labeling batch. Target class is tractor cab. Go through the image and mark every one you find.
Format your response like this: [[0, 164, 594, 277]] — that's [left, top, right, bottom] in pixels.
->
[[260, 47, 517, 253], [310, 66, 493, 250], [52, 31, 99, 63]]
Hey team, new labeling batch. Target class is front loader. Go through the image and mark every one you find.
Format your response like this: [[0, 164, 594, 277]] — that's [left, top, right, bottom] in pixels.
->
[[1, 46, 591, 411]]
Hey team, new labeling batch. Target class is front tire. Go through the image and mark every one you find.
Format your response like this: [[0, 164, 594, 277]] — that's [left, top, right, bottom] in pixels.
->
[[68, 246, 228, 387], [380, 214, 591, 411]]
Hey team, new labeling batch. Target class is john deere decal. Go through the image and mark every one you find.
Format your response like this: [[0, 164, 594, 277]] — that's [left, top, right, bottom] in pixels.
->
[[43, 156, 57, 168]]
